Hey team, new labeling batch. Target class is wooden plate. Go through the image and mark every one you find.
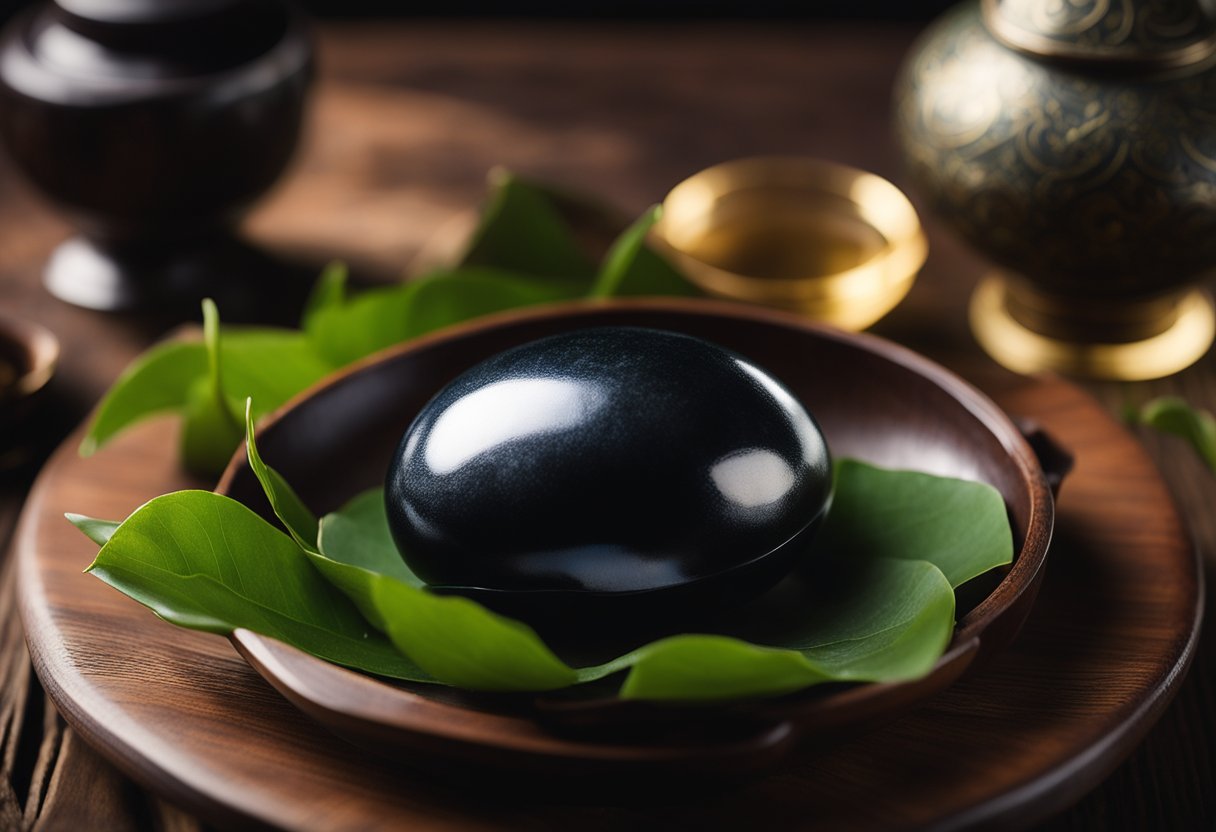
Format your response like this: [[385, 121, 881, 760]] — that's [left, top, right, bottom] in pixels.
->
[[15, 301, 1200, 830], [215, 299, 1055, 773]]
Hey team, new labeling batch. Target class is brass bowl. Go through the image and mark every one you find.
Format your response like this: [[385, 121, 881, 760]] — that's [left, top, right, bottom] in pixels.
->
[[651, 157, 928, 331]]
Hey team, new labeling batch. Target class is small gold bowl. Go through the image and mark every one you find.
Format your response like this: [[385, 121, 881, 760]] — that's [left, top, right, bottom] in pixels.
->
[[652, 157, 928, 331]]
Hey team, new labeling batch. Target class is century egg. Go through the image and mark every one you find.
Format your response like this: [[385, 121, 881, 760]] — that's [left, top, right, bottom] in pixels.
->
[[385, 326, 832, 624]]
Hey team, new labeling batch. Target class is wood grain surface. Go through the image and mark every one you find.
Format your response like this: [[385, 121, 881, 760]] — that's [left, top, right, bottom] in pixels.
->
[[0, 18, 1213, 832]]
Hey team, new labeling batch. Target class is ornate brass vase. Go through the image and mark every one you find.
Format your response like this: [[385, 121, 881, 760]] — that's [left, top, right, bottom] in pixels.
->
[[897, 0, 1216, 379]]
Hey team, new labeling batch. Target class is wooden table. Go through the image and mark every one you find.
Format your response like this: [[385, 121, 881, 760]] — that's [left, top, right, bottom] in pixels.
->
[[0, 20, 1212, 831]]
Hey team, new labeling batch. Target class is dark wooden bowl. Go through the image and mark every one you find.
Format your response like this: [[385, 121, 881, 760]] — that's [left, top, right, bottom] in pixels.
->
[[0, 0, 314, 313], [217, 298, 1057, 776]]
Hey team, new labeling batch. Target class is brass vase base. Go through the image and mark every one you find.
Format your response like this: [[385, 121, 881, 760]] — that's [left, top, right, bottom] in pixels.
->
[[970, 275, 1216, 380]]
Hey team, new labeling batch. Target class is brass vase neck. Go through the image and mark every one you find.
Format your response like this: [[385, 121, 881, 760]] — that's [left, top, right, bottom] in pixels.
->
[[982, 0, 1216, 69]]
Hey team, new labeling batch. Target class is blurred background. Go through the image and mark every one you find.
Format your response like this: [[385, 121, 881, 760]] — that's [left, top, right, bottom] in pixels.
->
[[0, 1, 956, 22]]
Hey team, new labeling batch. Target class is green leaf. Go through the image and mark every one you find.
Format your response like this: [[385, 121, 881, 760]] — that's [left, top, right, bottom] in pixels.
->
[[618, 557, 954, 700], [397, 269, 585, 340], [244, 399, 319, 549], [80, 340, 207, 457], [591, 205, 700, 298], [372, 576, 578, 691], [65, 513, 120, 547], [302, 282, 409, 366], [80, 299, 335, 467], [249, 455, 578, 688], [309, 497, 431, 632], [733, 558, 955, 678], [180, 376, 243, 476], [302, 261, 348, 329], [180, 306, 335, 477], [219, 330, 335, 419], [277, 498, 575, 688], [74, 455, 1008, 701], [241, 426, 576, 688], [297, 550, 393, 632], [814, 459, 1014, 588], [305, 267, 584, 366], [306, 489, 575, 689], [243, 409, 392, 627], [302, 457, 989, 697], [83, 490, 431, 682], [244, 417, 420, 630], [619, 636, 830, 701], [459, 169, 596, 281], [179, 300, 243, 477], [1130, 396, 1216, 473], [318, 489, 422, 587]]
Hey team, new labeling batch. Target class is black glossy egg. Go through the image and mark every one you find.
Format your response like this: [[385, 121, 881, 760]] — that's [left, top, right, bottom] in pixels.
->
[[385, 326, 832, 625]]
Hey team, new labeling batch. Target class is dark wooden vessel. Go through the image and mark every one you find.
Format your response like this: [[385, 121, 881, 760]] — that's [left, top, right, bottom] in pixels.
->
[[0, 0, 314, 314], [217, 300, 1057, 771]]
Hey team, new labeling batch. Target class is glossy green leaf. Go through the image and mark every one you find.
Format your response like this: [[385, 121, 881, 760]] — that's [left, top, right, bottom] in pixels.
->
[[814, 459, 1013, 588], [373, 576, 578, 691], [728, 558, 955, 677], [298, 549, 393, 633], [65, 514, 120, 546], [591, 205, 700, 298], [777, 559, 955, 679], [246, 416, 581, 686], [245, 431, 415, 631], [176, 303, 335, 478], [616, 557, 954, 700], [179, 300, 243, 477], [81, 300, 334, 467], [619, 636, 830, 700], [242, 408, 401, 630], [180, 376, 242, 476], [80, 340, 206, 457], [302, 261, 348, 329], [307, 490, 571, 688], [301, 282, 409, 366], [1129, 396, 1216, 473], [74, 434, 1009, 700], [459, 169, 596, 281], [78, 490, 431, 682], [297, 459, 988, 697], [393, 269, 584, 342], [241, 423, 577, 687], [244, 399, 319, 549], [219, 330, 334, 419], [244, 418, 421, 633], [319, 489, 422, 587], [181, 305, 333, 476], [305, 267, 584, 366]]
